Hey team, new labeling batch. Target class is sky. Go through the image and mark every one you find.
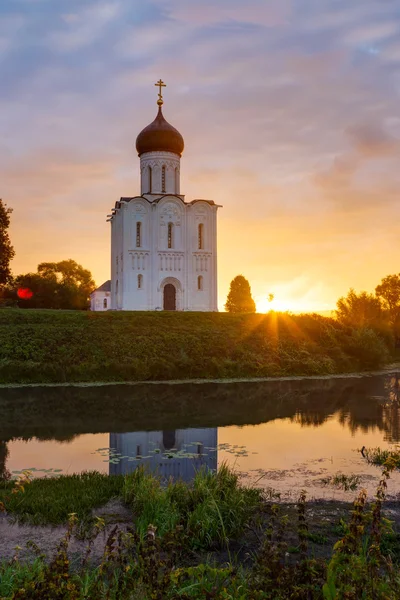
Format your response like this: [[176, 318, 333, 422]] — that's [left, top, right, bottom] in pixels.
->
[[2, 0, 400, 313]]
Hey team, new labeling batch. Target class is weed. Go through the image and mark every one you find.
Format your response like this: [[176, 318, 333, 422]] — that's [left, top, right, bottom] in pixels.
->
[[2, 472, 124, 525], [320, 472, 361, 492]]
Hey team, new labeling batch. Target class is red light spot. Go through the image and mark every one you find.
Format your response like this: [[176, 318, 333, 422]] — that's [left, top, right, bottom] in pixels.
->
[[17, 288, 33, 300]]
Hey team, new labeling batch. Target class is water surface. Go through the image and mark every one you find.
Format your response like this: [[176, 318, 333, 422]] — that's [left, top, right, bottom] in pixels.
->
[[1, 372, 400, 501]]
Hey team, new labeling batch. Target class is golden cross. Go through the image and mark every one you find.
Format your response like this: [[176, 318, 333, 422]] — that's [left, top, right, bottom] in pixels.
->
[[155, 79, 166, 106]]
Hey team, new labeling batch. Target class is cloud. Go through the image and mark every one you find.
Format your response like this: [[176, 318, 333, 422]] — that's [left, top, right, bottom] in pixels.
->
[[154, 0, 293, 27], [2, 0, 400, 305], [45, 1, 122, 52], [346, 123, 400, 157], [342, 21, 399, 46]]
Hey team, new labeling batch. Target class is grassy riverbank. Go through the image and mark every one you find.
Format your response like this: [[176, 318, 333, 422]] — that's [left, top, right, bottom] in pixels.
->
[[1, 462, 400, 599], [0, 309, 392, 384]]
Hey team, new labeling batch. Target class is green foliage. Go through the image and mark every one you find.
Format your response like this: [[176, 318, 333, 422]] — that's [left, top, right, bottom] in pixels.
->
[[123, 463, 262, 549], [10, 259, 95, 310], [376, 274, 400, 332], [320, 472, 361, 492], [0, 310, 393, 384], [0, 472, 124, 525], [361, 446, 400, 469], [345, 327, 391, 369], [336, 289, 386, 329], [2, 464, 400, 598], [0, 200, 15, 287], [225, 275, 256, 313]]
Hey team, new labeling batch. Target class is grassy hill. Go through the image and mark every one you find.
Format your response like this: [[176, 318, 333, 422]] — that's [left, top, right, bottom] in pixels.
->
[[0, 309, 392, 384]]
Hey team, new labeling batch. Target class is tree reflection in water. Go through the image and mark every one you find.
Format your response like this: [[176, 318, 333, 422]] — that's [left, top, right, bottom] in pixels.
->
[[290, 374, 400, 443]]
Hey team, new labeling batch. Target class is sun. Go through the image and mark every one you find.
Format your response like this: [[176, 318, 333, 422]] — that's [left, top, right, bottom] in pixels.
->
[[256, 297, 294, 313]]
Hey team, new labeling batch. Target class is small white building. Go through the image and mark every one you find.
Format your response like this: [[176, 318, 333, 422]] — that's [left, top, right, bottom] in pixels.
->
[[107, 81, 220, 311], [90, 280, 111, 311]]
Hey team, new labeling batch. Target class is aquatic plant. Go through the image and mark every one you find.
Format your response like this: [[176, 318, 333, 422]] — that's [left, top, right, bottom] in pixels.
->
[[320, 472, 362, 492]]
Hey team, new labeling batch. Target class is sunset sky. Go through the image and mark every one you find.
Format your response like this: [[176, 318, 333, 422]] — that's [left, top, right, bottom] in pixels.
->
[[2, 0, 400, 312]]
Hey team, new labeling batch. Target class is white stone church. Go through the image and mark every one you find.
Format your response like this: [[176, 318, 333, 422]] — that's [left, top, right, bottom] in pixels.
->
[[90, 81, 220, 311]]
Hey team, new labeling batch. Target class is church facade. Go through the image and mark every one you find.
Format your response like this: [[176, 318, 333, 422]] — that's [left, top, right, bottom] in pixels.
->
[[107, 81, 220, 311]]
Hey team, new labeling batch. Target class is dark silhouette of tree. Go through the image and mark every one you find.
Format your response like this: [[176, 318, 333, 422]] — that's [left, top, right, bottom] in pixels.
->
[[14, 259, 95, 310], [336, 289, 385, 328], [225, 275, 256, 313], [0, 441, 9, 481], [0, 200, 15, 286], [375, 274, 400, 332]]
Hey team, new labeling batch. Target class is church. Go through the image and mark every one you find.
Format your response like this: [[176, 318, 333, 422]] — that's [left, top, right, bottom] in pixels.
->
[[91, 80, 220, 311]]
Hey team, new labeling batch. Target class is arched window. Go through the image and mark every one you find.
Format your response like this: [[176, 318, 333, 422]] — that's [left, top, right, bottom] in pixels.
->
[[198, 275, 203, 291], [136, 221, 141, 248], [175, 167, 179, 193], [116, 280, 119, 296], [103, 298, 107, 309], [198, 223, 204, 249], [138, 274, 143, 289], [168, 222, 173, 249], [162, 165, 166, 193], [148, 166, 152, 193]]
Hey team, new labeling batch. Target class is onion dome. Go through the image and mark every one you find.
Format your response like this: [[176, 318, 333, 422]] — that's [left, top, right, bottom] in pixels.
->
[[136, 106, 184, 157]]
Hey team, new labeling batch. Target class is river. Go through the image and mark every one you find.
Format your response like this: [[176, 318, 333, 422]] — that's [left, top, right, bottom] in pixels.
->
[[1, 371, 400, 501]]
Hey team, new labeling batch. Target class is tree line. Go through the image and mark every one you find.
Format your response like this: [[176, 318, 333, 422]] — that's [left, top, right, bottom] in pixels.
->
[[2, 197, 400, 324], [0, 199, 95, 310]]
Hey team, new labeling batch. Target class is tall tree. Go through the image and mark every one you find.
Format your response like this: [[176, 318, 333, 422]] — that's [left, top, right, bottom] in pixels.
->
[[15, 259, 95, 310], [0, 200, 15, 286], [375, 274, 400, 331], [225, 275, 256, 313], [336, 289, 385, 328]]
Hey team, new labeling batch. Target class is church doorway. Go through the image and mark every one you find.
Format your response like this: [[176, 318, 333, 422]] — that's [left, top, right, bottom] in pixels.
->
[[163, 284, 176, 311]]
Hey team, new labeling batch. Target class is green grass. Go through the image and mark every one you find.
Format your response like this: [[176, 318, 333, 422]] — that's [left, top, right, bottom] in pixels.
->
[[0, 471, 124, 525], [0, 309, 392, 384], [2, 465, 400, 599], [361, 446, 400, 468], [0, 559, 46, 599], [123, 463, 262, 549]]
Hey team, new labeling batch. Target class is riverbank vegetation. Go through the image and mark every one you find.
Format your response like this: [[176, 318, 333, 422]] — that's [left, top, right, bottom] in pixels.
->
[[0, 309, 393, 384], [1, 460, 400, 598]]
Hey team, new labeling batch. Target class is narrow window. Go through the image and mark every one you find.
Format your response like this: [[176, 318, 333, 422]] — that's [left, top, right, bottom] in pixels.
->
[[136, 445, 141, 457], [197, 444, 203, 456], [148, 166, 152, 193], [168, 222, 173, 249], [198, 223, 204, 249], [138, 274, 143, 289], [198, 275, 203, 291], [175, 167, 179, 193], [162, 165, 166, 193], [103, 298, 107, 309], [116, 280, 119, 296], [136, 221, 141, 248]]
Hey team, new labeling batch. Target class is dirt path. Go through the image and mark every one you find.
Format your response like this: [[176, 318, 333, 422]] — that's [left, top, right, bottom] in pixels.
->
[[2, 500, 400, 565]]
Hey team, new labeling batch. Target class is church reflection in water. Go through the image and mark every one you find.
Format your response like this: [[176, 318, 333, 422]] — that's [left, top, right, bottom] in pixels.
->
[[109, 428, 218, 481]]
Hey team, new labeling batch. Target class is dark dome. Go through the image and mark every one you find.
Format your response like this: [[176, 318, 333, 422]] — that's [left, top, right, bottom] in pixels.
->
[[136, 106, 184, 157]]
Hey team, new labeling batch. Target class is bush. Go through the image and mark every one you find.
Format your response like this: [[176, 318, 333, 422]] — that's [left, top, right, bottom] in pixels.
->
[[0, 310, 394, 384]]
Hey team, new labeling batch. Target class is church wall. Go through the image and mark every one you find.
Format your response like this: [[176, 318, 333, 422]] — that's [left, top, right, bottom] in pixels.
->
[[111, 196, 218, 311], [111, 208, 125, 310], [186, 201, 218, 312]]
